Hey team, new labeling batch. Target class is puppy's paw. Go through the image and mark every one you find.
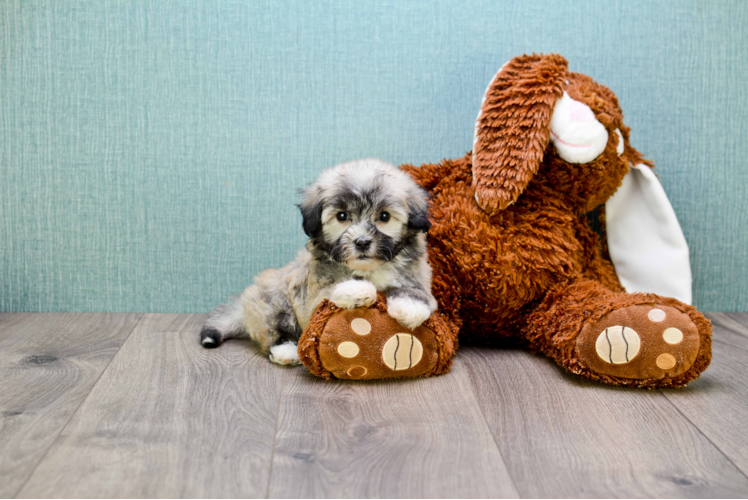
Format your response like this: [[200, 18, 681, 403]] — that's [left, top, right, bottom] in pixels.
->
[[387, 296, 432, 330], [269, 341, 301, 366], [330, 280, 377, 309]]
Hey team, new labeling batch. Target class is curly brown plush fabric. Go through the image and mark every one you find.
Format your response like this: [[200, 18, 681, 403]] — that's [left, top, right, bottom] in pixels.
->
[[399, 53, 712, 388], [473, 53, 568, 214]]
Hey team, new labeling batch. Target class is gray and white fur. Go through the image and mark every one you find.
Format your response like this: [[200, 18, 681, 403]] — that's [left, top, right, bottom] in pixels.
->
[[200, 158, 437, 365]]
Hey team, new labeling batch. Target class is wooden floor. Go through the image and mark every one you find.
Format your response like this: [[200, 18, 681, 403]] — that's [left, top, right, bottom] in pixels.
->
[[1, 313, 748, 498]]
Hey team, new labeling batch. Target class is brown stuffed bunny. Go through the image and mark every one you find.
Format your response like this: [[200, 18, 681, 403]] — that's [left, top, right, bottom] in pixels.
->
[[399, 53, 711, 388], [300, 53, 711, 388]]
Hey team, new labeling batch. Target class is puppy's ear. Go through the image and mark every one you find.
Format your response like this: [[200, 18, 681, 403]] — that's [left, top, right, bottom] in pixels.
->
[[472, 54, 568, 214], [298, 187, 324, 238], [300, 202, 323, 237], [407, 197, 431, 233]]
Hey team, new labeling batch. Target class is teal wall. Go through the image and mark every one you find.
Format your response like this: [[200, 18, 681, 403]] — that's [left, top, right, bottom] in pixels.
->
[[1, 0, 746, 313]]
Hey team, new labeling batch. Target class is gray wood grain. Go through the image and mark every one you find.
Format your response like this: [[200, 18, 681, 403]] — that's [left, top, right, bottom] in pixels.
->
[[6, 313, 748, 498], [17, 314, 283, 499], [268, 358, 518, 499], [660, 313, 748, 479], [463, 345, 748, 498], [0, 313, 141, 499], [707, 312, 748, 338]]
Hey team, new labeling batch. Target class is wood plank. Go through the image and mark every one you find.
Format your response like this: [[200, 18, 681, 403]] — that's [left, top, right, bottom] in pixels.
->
[[707, 312, 748, 338], [268, 358, 518, 498], [463, 345, 748, 498], [660, 313, 748, 479], [17, 314, 283, 498], [0, 313, 141, 499]]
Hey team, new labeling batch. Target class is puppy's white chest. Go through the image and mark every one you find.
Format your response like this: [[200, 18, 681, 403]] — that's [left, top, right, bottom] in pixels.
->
[[356, 266, 401, 290]]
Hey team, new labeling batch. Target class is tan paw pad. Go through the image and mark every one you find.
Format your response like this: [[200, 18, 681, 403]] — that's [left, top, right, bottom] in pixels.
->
[[595, 326, 641, 364], [382, 334, 423, 371], [337, 341, 360, 358], [648, 308, 666, 322], [351, 317, 371, 335], [662, 327, 683, 344], [656, 353, 677, 370], [347, 365, 368, 378]]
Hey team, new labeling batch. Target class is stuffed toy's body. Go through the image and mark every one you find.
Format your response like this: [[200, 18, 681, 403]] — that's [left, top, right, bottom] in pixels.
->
[[300, 54, 712, 388]]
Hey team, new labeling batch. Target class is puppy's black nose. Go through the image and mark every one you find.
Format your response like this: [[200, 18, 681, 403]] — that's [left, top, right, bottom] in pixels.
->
[[354, 237, 371, 250]]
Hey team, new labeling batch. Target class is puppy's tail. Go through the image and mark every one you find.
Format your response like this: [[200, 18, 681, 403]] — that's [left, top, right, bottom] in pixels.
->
[[200, 296, 249, 348]]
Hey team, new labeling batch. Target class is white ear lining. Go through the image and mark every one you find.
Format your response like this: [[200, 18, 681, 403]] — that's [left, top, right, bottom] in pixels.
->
[[605, 164, 692, 304], [614, 129, 624, 156], [549, 92, 608, 164]]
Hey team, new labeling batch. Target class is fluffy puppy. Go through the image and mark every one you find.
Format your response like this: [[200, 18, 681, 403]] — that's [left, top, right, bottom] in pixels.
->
[[200, 158, 437, 365]]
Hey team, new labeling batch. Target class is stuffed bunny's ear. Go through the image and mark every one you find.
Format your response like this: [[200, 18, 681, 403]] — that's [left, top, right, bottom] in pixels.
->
[[472, 54, 568, 214], [605, 164, 692, 304]]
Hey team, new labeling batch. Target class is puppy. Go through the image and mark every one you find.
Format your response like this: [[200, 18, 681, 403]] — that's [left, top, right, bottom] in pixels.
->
[[200, 158, 438, 365]]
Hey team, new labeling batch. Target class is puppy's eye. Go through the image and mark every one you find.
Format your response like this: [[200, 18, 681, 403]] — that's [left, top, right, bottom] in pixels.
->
[[378, 212, 390, 222], [336, 212, 348, 222]]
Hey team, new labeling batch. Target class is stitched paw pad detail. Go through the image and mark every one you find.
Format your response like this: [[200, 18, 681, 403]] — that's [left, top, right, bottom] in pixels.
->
[[595, 326, 641, 364], [315, 306, 439, 380], [577, 305, 701, 380]]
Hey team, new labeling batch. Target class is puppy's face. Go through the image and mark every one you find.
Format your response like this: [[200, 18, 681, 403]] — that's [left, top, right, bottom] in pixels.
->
[[299, 159, 430, 272]]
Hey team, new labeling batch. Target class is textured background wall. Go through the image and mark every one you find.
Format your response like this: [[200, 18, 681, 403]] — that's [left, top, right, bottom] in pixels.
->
[[1, 0, 746, 313]]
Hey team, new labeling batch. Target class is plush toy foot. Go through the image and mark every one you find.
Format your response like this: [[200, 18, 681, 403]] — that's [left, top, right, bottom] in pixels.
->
[[298, 294, 457, 380], [576, 304, 706, 385]]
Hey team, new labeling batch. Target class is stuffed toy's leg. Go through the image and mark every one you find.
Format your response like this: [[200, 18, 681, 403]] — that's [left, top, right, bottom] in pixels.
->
[[298, 293, 459, 380], [523, 279, 712, 388]]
